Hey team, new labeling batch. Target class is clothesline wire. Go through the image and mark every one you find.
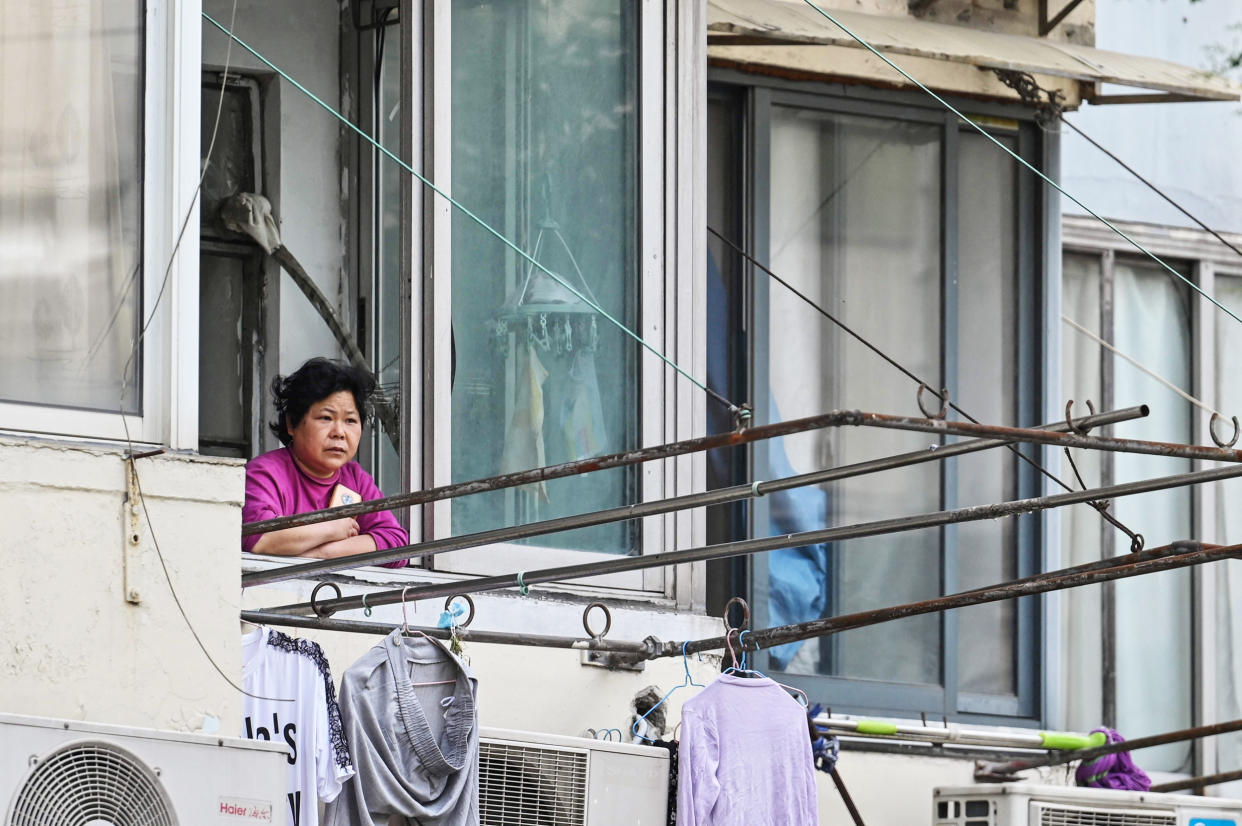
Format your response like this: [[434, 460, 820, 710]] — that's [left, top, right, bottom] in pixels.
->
[[200, 11, 742, 417], [1058, 115, 1242, 265], [706, 226, 1145, 548], [798, 0, 1242, 334], [1062, 315, 1222, 418], [117, 0, 290, 704]]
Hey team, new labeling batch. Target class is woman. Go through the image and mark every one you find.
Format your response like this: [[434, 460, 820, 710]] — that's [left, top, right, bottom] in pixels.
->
[[242, 358, 408, 567]]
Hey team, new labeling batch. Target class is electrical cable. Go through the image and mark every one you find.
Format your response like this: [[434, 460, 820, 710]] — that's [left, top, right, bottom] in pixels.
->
[[797, 0, 1242, 332], [116, 0, 289, 703], [706, 226, 1146, 549], [201, 12, 742, 418]]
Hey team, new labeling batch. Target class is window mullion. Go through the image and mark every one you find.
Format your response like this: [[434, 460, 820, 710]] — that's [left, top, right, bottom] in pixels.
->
[[941, 116, 959, 717], [1099, 246, 1117, 728]]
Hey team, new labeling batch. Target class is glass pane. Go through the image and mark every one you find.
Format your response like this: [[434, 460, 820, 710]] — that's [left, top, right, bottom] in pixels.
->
[[201, 81, 256, 235], [1111, 257, 1193, 772], [199, 255, 248, 456], [0, 1, 143, 412], [705, 95, 747, 612], [450, 0, 638, 553], [762, 107, 942, 684], [955, 132, 1018, 696], [1060, 251, 1105, 733], [372, 18, 403, 496]]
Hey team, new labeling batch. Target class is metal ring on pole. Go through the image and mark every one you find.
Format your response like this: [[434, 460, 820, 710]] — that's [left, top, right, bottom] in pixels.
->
[[917, 384, 949, 420], [583, 602, 612, 640], [1065, 399, 1097, 435], [1210, 413, 1240, 448], [360, 592, 372, 618], [310, 582, 342, 617], [723, 596, 750, 632], [444, 594, 476, 628]]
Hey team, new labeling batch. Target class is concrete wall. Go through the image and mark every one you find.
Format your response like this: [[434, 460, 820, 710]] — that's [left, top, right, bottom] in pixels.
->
[[1061, 0, 1242, 233], [202, 0, 344, 373], [0, 439, 244, 734]]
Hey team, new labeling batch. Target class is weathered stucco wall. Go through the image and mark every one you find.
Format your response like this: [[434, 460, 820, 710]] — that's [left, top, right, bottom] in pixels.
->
[[1061, 0, 1242, 233], [0, 439, 244, 733]]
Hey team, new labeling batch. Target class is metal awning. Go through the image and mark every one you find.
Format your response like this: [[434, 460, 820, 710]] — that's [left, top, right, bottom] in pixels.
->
[[708, 0, 1240, 103]]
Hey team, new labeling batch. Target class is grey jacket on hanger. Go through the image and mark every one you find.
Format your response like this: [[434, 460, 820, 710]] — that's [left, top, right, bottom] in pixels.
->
[[324, 630, 479, 826]]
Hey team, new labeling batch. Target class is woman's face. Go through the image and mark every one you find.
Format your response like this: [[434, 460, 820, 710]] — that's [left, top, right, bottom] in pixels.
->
[[287, 390, 362, 478]]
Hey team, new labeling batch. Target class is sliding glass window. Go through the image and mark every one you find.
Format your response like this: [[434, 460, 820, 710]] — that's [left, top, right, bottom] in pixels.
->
[[0, 1, 144, 413], [708, 83, 1043, 721], [449, 1, 640, 556]]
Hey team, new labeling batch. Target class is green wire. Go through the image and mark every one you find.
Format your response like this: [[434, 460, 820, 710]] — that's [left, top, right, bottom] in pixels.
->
[[800, 0, 1242, 330], [200, 12, 734, 410]]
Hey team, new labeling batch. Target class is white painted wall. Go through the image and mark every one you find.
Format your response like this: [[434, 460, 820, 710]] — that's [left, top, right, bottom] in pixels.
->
[[0, 439, 244, 734], [1061, 0, 1242, 233], [202, 0, 344, 373]]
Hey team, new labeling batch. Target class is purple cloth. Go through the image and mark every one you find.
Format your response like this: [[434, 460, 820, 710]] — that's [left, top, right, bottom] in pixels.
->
[[242, 447, 409, 568], [677, 674, 817, 825], [1074, 728, 1151, 791]]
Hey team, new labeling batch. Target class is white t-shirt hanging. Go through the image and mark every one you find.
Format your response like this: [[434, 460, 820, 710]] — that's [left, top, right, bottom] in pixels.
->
[[242, 626, 355, 826]]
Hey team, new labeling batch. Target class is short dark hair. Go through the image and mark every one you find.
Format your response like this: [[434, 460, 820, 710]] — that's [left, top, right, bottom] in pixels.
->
[[269, 358, 376, 445]]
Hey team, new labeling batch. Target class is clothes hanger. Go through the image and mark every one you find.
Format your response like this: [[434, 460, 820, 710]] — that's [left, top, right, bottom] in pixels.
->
[[397, 586, 460, 688], [724, 630, 810, 707], [632, 641, 704, 743]]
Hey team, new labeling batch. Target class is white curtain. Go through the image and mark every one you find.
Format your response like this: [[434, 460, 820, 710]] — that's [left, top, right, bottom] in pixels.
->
[[1110, 260, 1193, 774], [1061, 253, 1105, 734], [0, 0, 141, 410], [1214, 276, 1242, 794], [1061, 254, 1193, 773]]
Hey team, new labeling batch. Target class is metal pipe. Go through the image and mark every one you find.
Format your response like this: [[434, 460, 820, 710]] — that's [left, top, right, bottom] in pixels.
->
[[261, 463, 1242, 617], [239, 610, 653, 654], [978, 717, 1242, 777], [242, 410, 864, 536], [854, 411, 1242, 464], [243, 405, 1149, 587], [242, 405, 1161, 538], [673, 544, 1241, 658], [1151, 768, 1242, 793]]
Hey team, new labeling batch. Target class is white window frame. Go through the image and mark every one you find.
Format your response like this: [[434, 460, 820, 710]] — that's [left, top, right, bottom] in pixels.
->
[[0, 0, 201, 451], [418, 0, 706, 603], [1061, 213, 1242, 777]]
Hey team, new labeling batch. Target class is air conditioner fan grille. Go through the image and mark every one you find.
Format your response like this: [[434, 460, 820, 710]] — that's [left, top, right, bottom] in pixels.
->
[[1036, 802, 1176, 826], [7, 741, 177, 826], [479, 740, 588, 826]]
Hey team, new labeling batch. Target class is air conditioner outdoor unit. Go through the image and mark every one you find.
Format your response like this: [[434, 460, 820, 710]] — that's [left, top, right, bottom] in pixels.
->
[[1, 711, 287, 826], [479, 727, 669, 826], [934, 782, 1242, 826]]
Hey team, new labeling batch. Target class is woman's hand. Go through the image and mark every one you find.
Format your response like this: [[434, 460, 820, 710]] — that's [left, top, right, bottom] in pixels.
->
[[251, 517, 360, 557], [296, 533, 378, 560]]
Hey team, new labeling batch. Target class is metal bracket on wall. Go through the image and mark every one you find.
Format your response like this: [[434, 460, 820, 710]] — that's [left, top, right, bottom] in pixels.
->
[[123, 461, 143, 605], [1038, 0, 1086, 36]]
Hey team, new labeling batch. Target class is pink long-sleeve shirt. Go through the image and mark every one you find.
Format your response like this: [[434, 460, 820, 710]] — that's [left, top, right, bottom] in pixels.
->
[[677, 673, 818, 825], [242, 447, 409, 568]]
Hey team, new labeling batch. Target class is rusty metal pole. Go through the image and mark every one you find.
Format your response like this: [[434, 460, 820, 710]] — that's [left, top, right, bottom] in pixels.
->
[[976, 718, 1242, 778], [260, 465, 1242, 617], [244, 405, 1149, 587], [672, 544, 1242, 657]]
